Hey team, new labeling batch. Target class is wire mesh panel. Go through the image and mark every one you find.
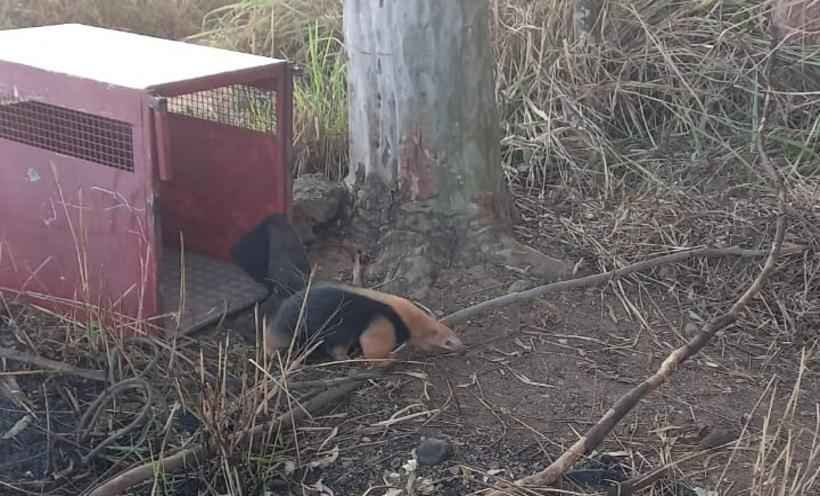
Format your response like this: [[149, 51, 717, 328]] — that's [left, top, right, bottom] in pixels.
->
[[0, 95, 135, 171], [167, 84, 277, 134]]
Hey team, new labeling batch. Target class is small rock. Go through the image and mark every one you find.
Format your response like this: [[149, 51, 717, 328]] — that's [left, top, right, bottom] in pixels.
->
[[292, 173, 347, 223], [291, 173, 347, 243], [415, 437, 450, 465]]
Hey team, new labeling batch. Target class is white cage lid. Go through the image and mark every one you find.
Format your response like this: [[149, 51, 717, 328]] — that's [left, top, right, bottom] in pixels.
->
[[0, 23, 285, 90]]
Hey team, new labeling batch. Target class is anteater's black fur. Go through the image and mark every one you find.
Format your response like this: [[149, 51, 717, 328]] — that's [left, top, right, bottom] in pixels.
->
[[230, 213, 310, 298], [269, 283, 411, 359]]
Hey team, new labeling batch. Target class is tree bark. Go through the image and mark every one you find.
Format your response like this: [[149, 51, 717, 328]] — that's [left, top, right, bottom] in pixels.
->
[[343, 0, 568, 296]]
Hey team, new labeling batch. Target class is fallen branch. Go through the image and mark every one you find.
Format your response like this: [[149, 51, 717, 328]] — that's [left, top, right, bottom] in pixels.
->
[[479, 47, 788, 496], [84, 369, 384, 496], [442, 246, 800, 325], [285, 370, 387, 390], [0, 346, 107, 382]]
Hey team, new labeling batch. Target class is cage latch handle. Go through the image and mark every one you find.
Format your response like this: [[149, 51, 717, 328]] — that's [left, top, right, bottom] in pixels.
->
[[150, 97, 173, 181]]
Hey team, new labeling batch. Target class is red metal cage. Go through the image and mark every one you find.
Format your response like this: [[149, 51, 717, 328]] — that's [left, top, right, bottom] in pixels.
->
[[0, 24, 294, 335]]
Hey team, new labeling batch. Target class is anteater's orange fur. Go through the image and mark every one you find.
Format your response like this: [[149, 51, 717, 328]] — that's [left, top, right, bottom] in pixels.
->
[[263, 282, 464, 366], [337, 284, 463, 354]]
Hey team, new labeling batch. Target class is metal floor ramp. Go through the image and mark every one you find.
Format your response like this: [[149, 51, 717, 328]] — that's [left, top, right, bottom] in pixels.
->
[[159, 248, 268, 336]]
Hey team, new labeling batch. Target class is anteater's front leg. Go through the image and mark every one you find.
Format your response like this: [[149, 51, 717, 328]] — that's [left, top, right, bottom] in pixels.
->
[[359, 317, 399, 368]]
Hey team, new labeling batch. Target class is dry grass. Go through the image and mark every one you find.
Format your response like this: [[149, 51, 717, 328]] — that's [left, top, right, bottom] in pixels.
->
[[0, 296, 369, 496], [0, 0, 226, 38]]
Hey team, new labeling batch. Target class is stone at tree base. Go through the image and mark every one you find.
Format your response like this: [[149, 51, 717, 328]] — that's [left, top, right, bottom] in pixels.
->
[[290, 173, 348, 243], [415, 437, 450, 465]]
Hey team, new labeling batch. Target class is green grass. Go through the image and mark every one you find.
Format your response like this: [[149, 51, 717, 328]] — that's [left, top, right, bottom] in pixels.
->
[[292, 21, 348, 179]]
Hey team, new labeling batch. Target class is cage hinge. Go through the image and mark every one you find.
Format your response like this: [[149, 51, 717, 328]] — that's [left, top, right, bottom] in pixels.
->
[[149, 96, 173, 181]]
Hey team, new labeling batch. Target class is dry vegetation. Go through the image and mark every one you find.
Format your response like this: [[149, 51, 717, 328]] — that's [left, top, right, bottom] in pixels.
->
[[1, 0, 818, 495]]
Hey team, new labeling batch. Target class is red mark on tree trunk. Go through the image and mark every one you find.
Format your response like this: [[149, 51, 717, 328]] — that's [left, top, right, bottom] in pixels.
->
[[398, 128, 436, 201]]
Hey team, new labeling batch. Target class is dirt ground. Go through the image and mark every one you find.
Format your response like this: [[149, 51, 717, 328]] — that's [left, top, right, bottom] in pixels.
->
[[221, 232, 819, 496]]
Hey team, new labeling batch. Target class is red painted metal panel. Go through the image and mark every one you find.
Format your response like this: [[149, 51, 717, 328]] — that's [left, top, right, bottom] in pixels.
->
[[0, 60, 159, 326], [158, 114, 287, 263], [0, 140, 156, 323]]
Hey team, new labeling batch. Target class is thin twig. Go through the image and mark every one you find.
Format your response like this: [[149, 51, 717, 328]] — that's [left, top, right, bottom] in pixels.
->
[[77, 377, 156, 464], [0, 346, 107, 382], [284, 370, 387, 390]]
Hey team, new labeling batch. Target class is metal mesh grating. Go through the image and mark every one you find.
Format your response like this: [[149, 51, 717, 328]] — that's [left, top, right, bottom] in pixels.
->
[[167, 84, 277, 134], [0, 96, 135, 171], [159, 248, 269, 335]]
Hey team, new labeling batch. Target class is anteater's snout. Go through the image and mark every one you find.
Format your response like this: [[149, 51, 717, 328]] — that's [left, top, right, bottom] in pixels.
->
[[442, 333, 465, 352]]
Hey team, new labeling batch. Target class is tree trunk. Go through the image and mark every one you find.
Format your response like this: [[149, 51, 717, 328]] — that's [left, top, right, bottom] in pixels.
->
[[343, 0, 567, 296]]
